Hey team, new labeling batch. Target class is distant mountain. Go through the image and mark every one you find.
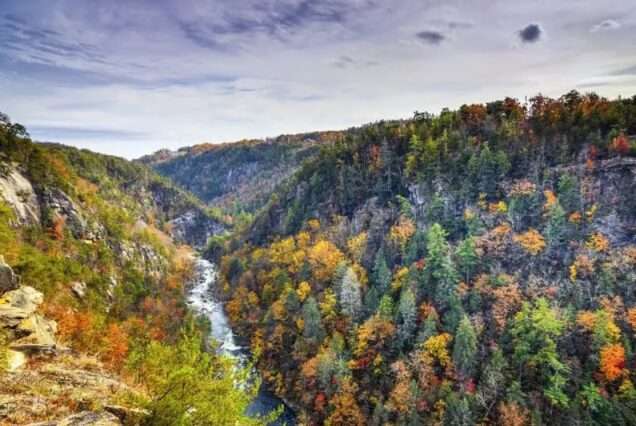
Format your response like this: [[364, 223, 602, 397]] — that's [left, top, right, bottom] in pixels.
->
[[139, 131, 344, 213]]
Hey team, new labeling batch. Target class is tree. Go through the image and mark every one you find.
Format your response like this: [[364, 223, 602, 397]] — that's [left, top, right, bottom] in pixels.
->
[[599, 343, 626, 382], [453, 316, 478, 379], [325, 377, 365, 426], [127, 321, 270, 426], [303, 296, 325, 342], [511, 299, 569, 408], [545, 200, 567, 253], [372, 247, 392, 294], [339, 267, 362, 321], [425, 223, 459, 309], [456, 237, 478, 282], [396, 288, 417, 351]]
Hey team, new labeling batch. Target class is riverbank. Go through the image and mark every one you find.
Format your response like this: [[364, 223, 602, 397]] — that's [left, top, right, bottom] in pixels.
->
[[186, 257, 296, 425]]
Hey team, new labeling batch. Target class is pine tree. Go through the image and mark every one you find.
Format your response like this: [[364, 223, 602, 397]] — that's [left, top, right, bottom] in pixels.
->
[[425, 223, 459, 310], [396, 288, 417, 351], [340, 267, 362, 321], [456, 237, 478, 282], [453, 316, 478, 379], [303, 296, 325, 342]]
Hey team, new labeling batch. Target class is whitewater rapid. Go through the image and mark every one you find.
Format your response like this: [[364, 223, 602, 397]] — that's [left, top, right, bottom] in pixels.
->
[[187, 257, 296, 425]]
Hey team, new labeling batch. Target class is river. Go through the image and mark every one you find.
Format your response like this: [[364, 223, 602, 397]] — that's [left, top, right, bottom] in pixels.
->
[[187, 258, 296, 426]]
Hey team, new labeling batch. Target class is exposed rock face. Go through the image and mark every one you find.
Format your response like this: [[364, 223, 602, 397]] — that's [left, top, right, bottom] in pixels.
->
[[0, 165, 40, 225], [0, 285, 57, 353], [11, 313, 58, 353], [40, 188, 95, 240], [0, 256, 18, 293], [170, 209, 224, 247], [0, 286, 44, 327]]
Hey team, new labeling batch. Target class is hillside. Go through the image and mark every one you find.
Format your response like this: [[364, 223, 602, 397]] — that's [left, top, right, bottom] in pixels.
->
[[0, 114, 260, 425], [140, 131, 343, 215], [215, 91, 636, 425]]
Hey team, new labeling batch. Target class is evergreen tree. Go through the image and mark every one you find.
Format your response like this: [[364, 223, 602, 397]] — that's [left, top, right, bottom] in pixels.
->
[[453, 316, 478, 379], [545, 201, 567, 253], [372, 247, 392, 294], [456, 236, 478, 282], [339, 267, 362, 321], [396, 287, 417, 351], [377, 294, 395, 319], [303, 296, 325, 342], [425, 223, 459, 310]]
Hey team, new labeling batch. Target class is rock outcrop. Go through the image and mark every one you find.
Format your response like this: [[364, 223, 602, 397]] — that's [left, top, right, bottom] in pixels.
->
[[0, 256, 18, 293], [0, 283, 57, 354], [0, 166, 40, 226]]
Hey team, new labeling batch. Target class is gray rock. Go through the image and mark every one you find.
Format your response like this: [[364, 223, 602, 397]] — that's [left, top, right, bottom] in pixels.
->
[[11, 313, 57, 353], [0, 286, 43, 327], [28, 411, 122, 426], [0, 256, 18, 294], [71, 281, 87, 299], [104, 404, 150, 424], [0, 165, 40, 226], [41, 188, 90, 240]]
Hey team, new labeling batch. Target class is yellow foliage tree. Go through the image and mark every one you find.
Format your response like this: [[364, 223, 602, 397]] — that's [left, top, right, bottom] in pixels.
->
[[514, 228, 546, 255], [297, 281, 312, 302], [308, 240, 345, 282]]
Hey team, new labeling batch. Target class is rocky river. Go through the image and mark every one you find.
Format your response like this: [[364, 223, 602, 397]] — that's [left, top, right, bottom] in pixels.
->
[[187, 258, 296, 425]]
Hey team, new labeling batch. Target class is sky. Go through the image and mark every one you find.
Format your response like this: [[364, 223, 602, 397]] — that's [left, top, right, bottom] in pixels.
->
[[1, 0, 636, 159]]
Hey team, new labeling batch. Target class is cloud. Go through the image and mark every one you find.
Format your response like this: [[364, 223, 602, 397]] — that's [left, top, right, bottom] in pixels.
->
[[29, 125, 149, 141], [416, 30, 445, 45], [609, 64, 636, 76], [591, 19, 621, 32], [0, 13, 106, 65], [518, 23, 542, 43]]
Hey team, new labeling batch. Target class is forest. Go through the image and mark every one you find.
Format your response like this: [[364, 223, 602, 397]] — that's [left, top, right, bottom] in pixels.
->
[[0, 114, 263, 425], [212, 91, 636, 425]]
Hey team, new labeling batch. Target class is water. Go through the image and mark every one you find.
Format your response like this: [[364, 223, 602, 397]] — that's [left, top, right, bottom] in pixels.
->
[[187, 258, 296, 426]]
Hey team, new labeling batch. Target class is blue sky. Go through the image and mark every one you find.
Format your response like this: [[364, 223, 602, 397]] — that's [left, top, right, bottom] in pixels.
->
[[1, 0, 636, 158]]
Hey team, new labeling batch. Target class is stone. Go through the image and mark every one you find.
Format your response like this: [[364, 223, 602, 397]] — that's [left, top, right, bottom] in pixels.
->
[[11, 313, 57, 353], [6, 349, 26, 371], [104, 404, 150, 424], [0, 166, 40, 226], [0, 286, 43, 327], [71, 281, 87, 299], [28, 411, 122, 426], [0, 256, 18, 294]]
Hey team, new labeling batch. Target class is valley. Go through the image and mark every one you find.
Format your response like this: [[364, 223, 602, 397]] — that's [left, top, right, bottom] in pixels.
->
[[2, 90, 636, 425]]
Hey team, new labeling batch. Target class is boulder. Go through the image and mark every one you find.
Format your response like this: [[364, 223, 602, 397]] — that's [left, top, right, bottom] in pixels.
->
[[6, 349, 26, 371], [11, 313, 57, 352], [28, 411, 122, 426], [0, 286, 43, 327], [104, 404, 150, 425], [71, 281, 87, 299], [0, 256, 18, 294]]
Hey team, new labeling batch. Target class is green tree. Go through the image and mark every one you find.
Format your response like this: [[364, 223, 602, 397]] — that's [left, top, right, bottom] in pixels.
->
[[396, 288, 417, 351], [126, 321, 271, 425], [511, 298, 569, 408], [453, 316, 478, 379], [303, 296, 325, 342], [425, 223, 459, 309], [456, 237, 478, 282]]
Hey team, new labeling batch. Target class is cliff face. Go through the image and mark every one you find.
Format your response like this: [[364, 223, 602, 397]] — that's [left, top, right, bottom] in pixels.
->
[[140, 131, 342, 212], [215, 94, 636, 425], [0, 130, 218, 424]]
